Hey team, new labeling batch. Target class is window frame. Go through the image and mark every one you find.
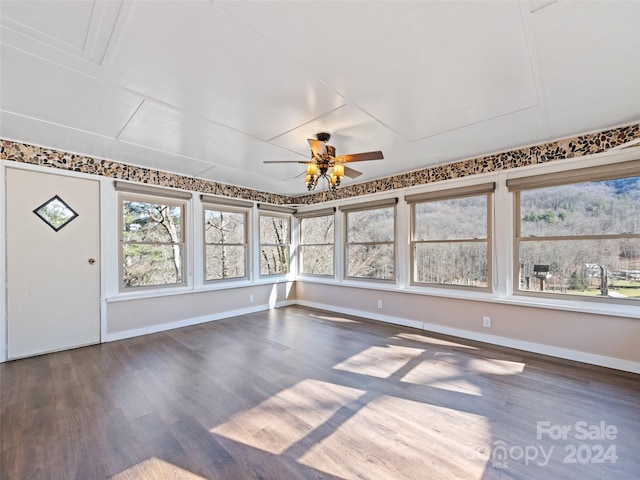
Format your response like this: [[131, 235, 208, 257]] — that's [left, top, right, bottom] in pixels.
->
[[258, 208, 293, 277], [202, 197, 251, 283], [406, 183, 494, 292], [341, 198, 398, 283], [118, 191, 188, 292], [508, 160, 640, 303], [296, 207, 336, 278]]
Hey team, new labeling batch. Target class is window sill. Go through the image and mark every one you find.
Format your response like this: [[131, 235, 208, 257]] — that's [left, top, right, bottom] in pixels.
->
[[498, 294, 640, 320], [294, 277, 639, 319], [106, 285, 196, 303], [106, 277, 292, 303]]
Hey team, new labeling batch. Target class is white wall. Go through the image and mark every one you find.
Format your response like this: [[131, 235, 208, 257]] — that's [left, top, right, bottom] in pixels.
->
[[295, 282, 640, 373], [106, 282, 295, 340]]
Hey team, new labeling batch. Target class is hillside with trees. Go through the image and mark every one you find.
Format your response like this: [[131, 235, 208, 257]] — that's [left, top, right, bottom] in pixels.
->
[[519, 177, 640, 299]]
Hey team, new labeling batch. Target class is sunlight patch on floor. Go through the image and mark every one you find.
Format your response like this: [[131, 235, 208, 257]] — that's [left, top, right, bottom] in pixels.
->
[[333, 344, 425, 378], [394, 332, 479, 349], [468, 357, 526, 375], [210, 379, 365, 454], [112, 457, 207, 480], [297, 395, 490, 480], [400, 358, 484, 396], [311, 313, 362, 324]]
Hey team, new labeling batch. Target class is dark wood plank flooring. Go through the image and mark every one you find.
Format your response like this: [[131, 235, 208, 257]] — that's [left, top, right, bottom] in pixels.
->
[[1, 306, 638, 479]]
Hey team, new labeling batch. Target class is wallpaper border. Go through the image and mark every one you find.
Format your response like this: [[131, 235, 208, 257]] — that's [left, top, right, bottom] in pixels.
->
[[2, 122, 639, 205]]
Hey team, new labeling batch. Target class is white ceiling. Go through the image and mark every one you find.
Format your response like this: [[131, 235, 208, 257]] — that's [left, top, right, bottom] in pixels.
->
[[1, 0, 639, 196]]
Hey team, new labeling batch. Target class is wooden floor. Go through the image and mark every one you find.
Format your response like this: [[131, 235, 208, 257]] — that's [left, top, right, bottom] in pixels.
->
[[1, 306, 638, 480]]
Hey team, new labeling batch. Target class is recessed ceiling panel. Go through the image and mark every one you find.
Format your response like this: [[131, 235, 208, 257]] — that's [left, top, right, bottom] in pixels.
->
[[1, 0, 95, 50], [106, 1, 344, 141], [269, 105, 418, 182], [532, 1, 640, 137], [271, 105, 404, 156], [411, 107, 545, 167], [220, 1, 538, 142], [0, 110, 212, 178], [196, 163, 304, 196], [0, 0, 126, 65], [0, 45, 143, 137], [119, 101, 304, 173]]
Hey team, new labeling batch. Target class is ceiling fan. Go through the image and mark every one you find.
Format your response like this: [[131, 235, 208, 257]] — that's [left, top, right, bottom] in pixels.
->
[[264, 133, 384, 191]]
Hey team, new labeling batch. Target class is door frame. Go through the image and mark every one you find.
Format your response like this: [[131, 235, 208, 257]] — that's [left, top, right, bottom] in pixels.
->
[[1, 162, 107, 362]]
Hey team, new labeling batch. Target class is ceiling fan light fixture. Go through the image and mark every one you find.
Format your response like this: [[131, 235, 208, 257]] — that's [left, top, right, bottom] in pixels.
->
[[329, 174, 341, 188], [264, 132, 383, 193], [306, 163, 318, 176]]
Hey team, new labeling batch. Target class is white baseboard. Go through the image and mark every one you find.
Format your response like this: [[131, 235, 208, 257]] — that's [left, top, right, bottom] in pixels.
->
[[295, 300, 640, 374], [105, 300, 295, 342]]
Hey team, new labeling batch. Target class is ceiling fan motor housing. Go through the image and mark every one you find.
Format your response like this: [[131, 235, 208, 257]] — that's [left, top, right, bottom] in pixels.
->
[[316, 132, 331, 143]]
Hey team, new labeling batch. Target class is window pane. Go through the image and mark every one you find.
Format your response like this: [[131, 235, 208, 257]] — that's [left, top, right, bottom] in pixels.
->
[[259, 214, 290, 276], [347, 244, 394, 280], [414, 242, 488, 287], [260, 246, 289, 275], [205, 210, 245, 244], [299, 215, 334, 276], [518, 238, 640, 300], [205, 245, 245, 280], [347, 208, 394, 242], [122, 244, 183, 287], [300, 245, 334, 275], [260, 215, 289, 244], [301, 216, 334, 244], [414, 196, 487, 240], [123, 202, 182, 243], [520, 177, 640, 237]]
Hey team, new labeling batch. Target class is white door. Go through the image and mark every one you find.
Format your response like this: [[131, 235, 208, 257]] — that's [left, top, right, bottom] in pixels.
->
[[6, 168, 101, 359]]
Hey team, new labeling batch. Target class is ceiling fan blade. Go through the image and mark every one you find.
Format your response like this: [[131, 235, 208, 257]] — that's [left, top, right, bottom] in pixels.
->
[[281, 170, 307, 181], [308, 139, 327, 158], [335, 151, 384, 163], [343, 165, 362, 179], [263, 160, 309, 164]]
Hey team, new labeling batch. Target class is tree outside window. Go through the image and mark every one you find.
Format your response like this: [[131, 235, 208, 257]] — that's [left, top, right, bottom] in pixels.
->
[[121, 199, 184, 288], [299, 214, 335, 276], [259, 214, 290, 275], [204, 208, 247, 281], [345, 205, 395, 281]]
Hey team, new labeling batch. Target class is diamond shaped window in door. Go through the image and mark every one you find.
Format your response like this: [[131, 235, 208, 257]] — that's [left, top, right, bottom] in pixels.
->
[[33, 195, 79, 231]]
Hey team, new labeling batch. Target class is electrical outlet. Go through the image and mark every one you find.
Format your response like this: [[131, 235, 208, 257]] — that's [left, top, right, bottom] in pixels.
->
[[483, 316, 491, 328], [377, 299, 383, 309], [249, 294, 254, 303]]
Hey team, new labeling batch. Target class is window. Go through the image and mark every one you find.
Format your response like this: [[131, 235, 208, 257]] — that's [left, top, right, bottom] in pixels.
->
[[203, 196, 251, 281], [341, 199, 397, 281], [508, 161, 640, 301], [116, 182, 190, 290], [259, 206, 293, 275], [406, 183, 494, 290], [297, 208, 335, 276], [120, 197, 186, 288]]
